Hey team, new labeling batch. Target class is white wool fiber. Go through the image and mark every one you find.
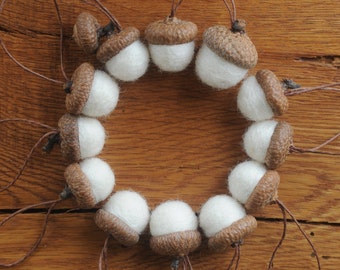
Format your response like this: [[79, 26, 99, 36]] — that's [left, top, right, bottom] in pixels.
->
[[199, 195, 246, 238], [243, 120, 278, 163], [228, 160, 267, 204], [105, 40, 149, 81], [150, 200, 198, 237], [77, 116, 106, 159], [149, 41, 195, 72], [104, 190, 150, 234], [237, 76, 274, 121], [79, 157, 115, 203], [82, 70, 120, 117], [195, 43, 248, 90]]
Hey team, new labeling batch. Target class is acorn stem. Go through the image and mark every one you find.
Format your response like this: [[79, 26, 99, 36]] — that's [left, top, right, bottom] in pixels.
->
[[98, 21, 116, 38], [42, 132, 61, 153]]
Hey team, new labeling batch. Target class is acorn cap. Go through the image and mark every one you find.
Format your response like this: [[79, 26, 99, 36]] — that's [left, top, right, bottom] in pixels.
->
[[208, 215, 257, 252], [65, 63, 95, 115], [58, 114, 80, 162], [73, 12, 100, 53], [245, 170, 280, 213], [145, 17, 198, 45], [150, 230, 201, 257], [265, 121, 293, 169], [95, 209, 140, 247], [256, 69, 289, 116], [64, 163, 97, 209], [203, 25, 258, 69], [96, 27, 140, 63]]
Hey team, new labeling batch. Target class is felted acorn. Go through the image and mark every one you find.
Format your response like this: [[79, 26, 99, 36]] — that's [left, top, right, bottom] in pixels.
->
[[199, 195, 257, 252], [237, 69, 289, 121], [96, 27, 149, 82], [195, 19, 257, 89], [58, 114, 106, 162], [64, 157, 115, 209], [73, 12, 101, 54], [94, 190, 150, 247], [149, 200, 201, 257], [243, 120, 293, 169], [145, 16, 198, 72], [65, 62, 120, 118], [227, 160, 280, 213]]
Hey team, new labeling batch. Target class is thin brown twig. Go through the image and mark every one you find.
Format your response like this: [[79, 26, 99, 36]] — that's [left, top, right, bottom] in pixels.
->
[[52, 0, 69, 82], [0, 130, 59, 192], [98, 234, 111, 270], [91, 0, 122, 31], [227, 246, 238, 270], [268, 202, 287, 270], [222, 0, 234, 25], [0, 198, 61, 267], [276, 199, 321, 270], [289, 131, 340, 156], [170, 0, 184, 18], [0, 0, 64, 85], [0, 118, 57, 130], [234, 244, 241, 270], [285, 82, 340, 96]]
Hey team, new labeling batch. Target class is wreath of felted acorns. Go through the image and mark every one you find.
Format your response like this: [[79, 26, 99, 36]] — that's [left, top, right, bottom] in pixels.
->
[[1, 0, 339, 269]]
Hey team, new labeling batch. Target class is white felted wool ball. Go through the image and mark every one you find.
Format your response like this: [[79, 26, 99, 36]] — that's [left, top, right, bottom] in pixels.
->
[[82, 70, 119, 118], [103, 190, 150, 234], [79, 158, 115, 203], [243, 120, 278, 163], [105, 40, 149, 81], [237, 76, 274, 121], [150, 200, 198, 237], [195, 44, 248, 90], [77, 116, 106, 159], [149, 41, 195, 72], [199, 195, 246, 238], [228, 160, 267, 204]]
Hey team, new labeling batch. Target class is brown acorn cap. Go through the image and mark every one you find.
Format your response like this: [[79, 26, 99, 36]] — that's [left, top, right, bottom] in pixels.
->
[[65, 63, 95, 115], [150, 230, 201, 257], [64, 163, 97, 209], [58, 114, 80, 162], [73, 12, 100, 53], [203, 25, 258, 69], [95, 209, 140, 247], [256, 69, 289, 116], [245, 170, 280, 213], [208, 215, 257, 252], [265, 121, 293, 169], [145, 17, 198, 45], [96, 27, 140, 63]]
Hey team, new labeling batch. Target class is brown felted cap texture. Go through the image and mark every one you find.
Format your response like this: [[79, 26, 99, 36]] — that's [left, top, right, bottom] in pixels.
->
[[265, 121, 293, 169], [145, 17, 198, 45], [73, 12, 100, 53], [256, 69, 289, 116], [203, 25, 258, 69], [58, 114, 80, 162], [208, 215, 257, 252], [95, 209, 140, 247], [150, 230, 201, 257], [245, 170, 280, 213], [64, 163, 97, 209], [96, 27, 140, 63], [65, 63, 95, 115]]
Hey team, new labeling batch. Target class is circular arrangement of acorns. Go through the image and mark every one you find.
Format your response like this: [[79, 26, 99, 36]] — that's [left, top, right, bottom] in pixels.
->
[[65, 3, 298, 265], [2, 0, 331, 269]]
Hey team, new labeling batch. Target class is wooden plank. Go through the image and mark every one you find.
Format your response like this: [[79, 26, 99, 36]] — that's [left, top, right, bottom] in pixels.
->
[[0, 214, 338, 269], [0, 0, 339, 269]]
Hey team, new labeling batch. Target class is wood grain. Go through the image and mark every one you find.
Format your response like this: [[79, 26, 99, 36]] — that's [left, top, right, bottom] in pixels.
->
[[0, 0, 339, 269]]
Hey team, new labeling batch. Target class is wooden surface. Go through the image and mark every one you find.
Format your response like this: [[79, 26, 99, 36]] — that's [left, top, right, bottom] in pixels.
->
[[0, 0, 339, 269]]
